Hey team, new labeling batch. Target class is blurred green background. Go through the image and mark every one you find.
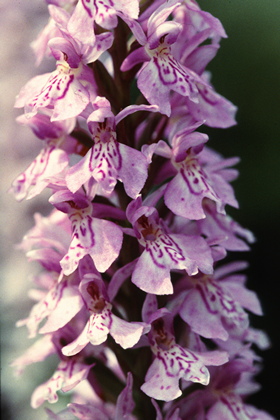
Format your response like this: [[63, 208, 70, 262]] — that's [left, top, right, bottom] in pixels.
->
[[199, 0, 280, 225], [199, 1, 280, 417]]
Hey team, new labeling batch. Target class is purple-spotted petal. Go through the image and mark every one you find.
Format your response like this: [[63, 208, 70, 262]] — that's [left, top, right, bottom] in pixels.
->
[[17, 281, 80, 338], [131, 238, 180, 295], [15, 73, 52, 109], [60, 214, 123, 275], [68, 0, 140, 46], [207, 393, 275, 420], [222, 280, 263, 316], [141, 356, 182, 401], [183, 0, 227, 39], [30, 69, 90, 120], [31, 359, 93, 408], [172, 233, 213, 275], [164, 159, 223, 220], [198, 201, 255, 252], [81, 32, 114, 64], [15, 42, 96, 121], [141, 344, 227, 402], [67, 0, 96, 45], [66, 126, 149, 198], [137, 57, 201, 116], [179, 280, 248, 341], [63, 273, 148, 354], [94, 0, 140, 29], [87, 308, 112, 345], [9, 146, 69, 201], [128, 200, 213, 294], [62, 305, 112, 356], [66, 134, 120, 195], [66, 149, 95, 193], [187, 83, 237, 128], [39, 285, 84, 334]]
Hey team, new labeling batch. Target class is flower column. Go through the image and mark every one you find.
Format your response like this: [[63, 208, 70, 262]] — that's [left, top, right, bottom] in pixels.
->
[[10, 1, 275, 419]]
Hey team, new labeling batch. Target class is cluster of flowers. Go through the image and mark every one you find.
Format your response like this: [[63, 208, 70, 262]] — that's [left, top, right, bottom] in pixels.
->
[[10, 0, 275, 418]]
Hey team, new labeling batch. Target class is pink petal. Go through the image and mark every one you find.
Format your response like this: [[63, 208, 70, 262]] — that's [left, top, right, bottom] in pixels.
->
[[115, 372, 135, 419], [62, 323, 90, 357], [9, 147, 69, 201], [132, 250, 174, 295], [111, 315, 149, 349], [31, 360, 92, 408], [39, 285, 84, 334], [141, 357, 182, 401], [118, 143, 148, 198]]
